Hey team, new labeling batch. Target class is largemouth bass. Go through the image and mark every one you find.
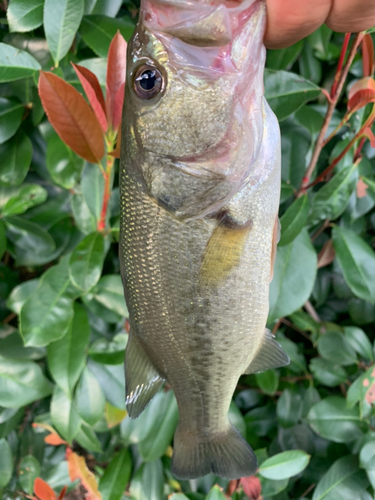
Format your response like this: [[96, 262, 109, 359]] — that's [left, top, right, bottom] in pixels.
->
[[120, 0, 289, 480]]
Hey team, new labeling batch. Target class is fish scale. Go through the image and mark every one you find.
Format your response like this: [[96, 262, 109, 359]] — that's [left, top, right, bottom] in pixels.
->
[[120, 0, 289, 480]]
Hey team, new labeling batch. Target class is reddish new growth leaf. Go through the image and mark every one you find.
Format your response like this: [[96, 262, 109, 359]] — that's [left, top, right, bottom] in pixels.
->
[[348, 77, 375, 113], [317, 239, 336, 269], [72, 63, 108, 133], [363, 127, 375, 147], [357, 179, 369, 199], [66, 448, 102, 500], [240, 476, 262, 500], [34, 478, 57, 500], [362, 34, 375, 77], [106, 31, 127, 132], [44, 432, 68, 446], [39, 71, 105, 163]]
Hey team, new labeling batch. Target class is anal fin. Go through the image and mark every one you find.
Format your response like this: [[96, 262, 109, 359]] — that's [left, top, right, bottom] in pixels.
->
[[244, 329, 290, 374], [125, 335, 164, 418]]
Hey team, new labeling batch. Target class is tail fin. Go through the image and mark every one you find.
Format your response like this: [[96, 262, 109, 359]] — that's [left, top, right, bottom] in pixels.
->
[[171, 424, 257, 480]]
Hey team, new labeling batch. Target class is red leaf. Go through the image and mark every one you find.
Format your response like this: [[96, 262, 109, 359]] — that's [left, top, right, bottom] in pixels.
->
[[66, 448, 102, 500], [317, 239, 336, 269], [72, 63, 108, 133], [227, 479, 240, 496], [44, 432, 68, 446], [240, 476, 262, 500], [57, 486, 68, 500], [362, 34, 375, 77], [38, 71, 105, 163], [357, 179, 369, 199], [348, 77, 375, 112], [34, 478, 56, 500], [106, 31, 127, 131], [363, 127, 375, 147]]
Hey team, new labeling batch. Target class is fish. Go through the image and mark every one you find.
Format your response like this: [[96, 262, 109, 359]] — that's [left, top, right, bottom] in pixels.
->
[[119, 0, 290, 480]]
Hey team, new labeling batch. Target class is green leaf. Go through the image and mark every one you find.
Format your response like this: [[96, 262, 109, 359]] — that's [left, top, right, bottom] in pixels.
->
[[90, 0, 122, 17], [50, 385, 81, 444], [80, 15, 135, 58], [0, 98, 24, 144], [360, 441, 375, 471], [0, 329, 45, 361], [277, 335, 307, 374], [129, 459, 164, 500], [309, 358, 347, 387], [264, 70, 321, 121], [5, 216, 56, 266], [317, 331, 357, 366], [6, 278, 39, 314], [47, 303, 90, 397], [87, 359, 125, 409], [2, 184, 47, 217], [0, 355, 53, 408], [312, 455, 369, 500], [277, 389, 303, 427], [245, 403, 277, 437], [19, 455, 40, 495], [269, 229, 317, 322], [69, 232, 105, 293], [92, 275, 128, 317], [260, 477, 289, 497], [229, 401, 246, 437], [88, 333, 127, 365], [279, 194, 309, 246], [99, 449, 132, 500], [309, 164, 358, 226], [7, 0, 44, 32], [299, 43, 322, 85], [71, 192, 97, 235], [259, 450, 310, 480], [266, 41, 304, 71], [139, 391, 179, 462], [281, 121, 311, 189], [205, 486, 227, 500], [307, 396, 366, 443], [255, 369, 279, 396], [0, 132, 32, 187], [0, 438, 13, 488], [81, 162, 105, 221], [332, 226, 375, 303], [74, 422, 102, 453], [0, 43, 41, 82], [344, 326, 374, 361], [20, 257, 75, 347], [44, 0, 84, 65], [0, 220, 6, 261], [75, 366, 106, 426], [46, 133, 84, 189]]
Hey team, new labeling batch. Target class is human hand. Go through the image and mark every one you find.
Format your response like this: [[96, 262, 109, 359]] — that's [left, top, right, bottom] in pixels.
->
[[265, 0, 375, 48]]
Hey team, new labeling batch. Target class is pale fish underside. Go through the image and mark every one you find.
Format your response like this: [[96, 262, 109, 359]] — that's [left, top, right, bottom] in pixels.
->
[[119, 0, 290, 480]]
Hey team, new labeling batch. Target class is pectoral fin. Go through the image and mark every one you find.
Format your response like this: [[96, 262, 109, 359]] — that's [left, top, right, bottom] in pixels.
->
[[244, 329, 290, 374], [199, 213, 252, 286], [125, 335, 164, 418]]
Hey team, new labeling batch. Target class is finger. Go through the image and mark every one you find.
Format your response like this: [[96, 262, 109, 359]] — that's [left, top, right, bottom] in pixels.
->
[[264, 0, 331, 49], [326, 0, 375, 33]]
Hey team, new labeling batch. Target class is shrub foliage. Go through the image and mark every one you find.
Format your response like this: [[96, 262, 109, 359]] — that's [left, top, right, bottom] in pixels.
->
[[0, 1, 375, 499]]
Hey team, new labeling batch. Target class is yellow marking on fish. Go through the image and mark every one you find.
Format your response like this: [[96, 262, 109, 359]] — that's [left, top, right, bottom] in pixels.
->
[[199, 220, 252, 285]]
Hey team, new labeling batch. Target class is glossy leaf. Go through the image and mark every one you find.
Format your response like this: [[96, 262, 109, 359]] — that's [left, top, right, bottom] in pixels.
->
[[47, 303, 90, 397], [87, 359, 125, 409], [279, 194, 309, 246], [106, 32, 126, 131], [75, 423, 102, 453], [264, 70, 321, 121], [99, 449, 131, 500], [92, 275, 128, 317], [360, 441, 375, 470], [81, 162, 105, 220], [88, 333, 127, 365], [344, 326, 374, 361], [80, 15, 134, 58], [72, 63, 107, 132], [20, 257, 75, 347], [50, 386, 81, 444], [75, 367, 106, 426], [259, 450, 310, 480], [312, 455, 369, 500], [269, 229, 317, 322], [69, 232, 105, 293], [277, 389, 303, 428], [0, 220, 6, 261], [205, 486, 227, 500], [332, 226, 375, 303], [267, 41, 304, 71], [0, 98, 24, 145], [255, 370, 279, 396], [2, 184, 47, 217], [105, 402, 127, 428], [7, 0, 44, 33], [0, 131, 32, 186], [44, 0, 84, 65], [46, 133, 85, 189], [38, 71, 104, 163], [307, 396, 366, 443], [0, 355, 53, 408], [33, 478, 56, 500], [129, 459, 164, 500], [317, 331, 357, 366], [0, 43, 41, 82], [0, 438, 13, 488], [19, 455, 40, 495], [362, 35, 375, 77], [309, 358, 347, 387]]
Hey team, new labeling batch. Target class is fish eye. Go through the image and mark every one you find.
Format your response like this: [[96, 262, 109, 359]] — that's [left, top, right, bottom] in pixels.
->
[[133, 64, 164, 99]]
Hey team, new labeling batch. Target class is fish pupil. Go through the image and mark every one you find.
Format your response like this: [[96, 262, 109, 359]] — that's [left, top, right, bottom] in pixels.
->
[[139, 70, 156, 91]]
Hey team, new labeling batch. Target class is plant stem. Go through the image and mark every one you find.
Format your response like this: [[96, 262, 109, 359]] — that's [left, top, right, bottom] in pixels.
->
[[331, 33, 351, 98], [298, 32, 365, 194], [97, 155, 115, 232]]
